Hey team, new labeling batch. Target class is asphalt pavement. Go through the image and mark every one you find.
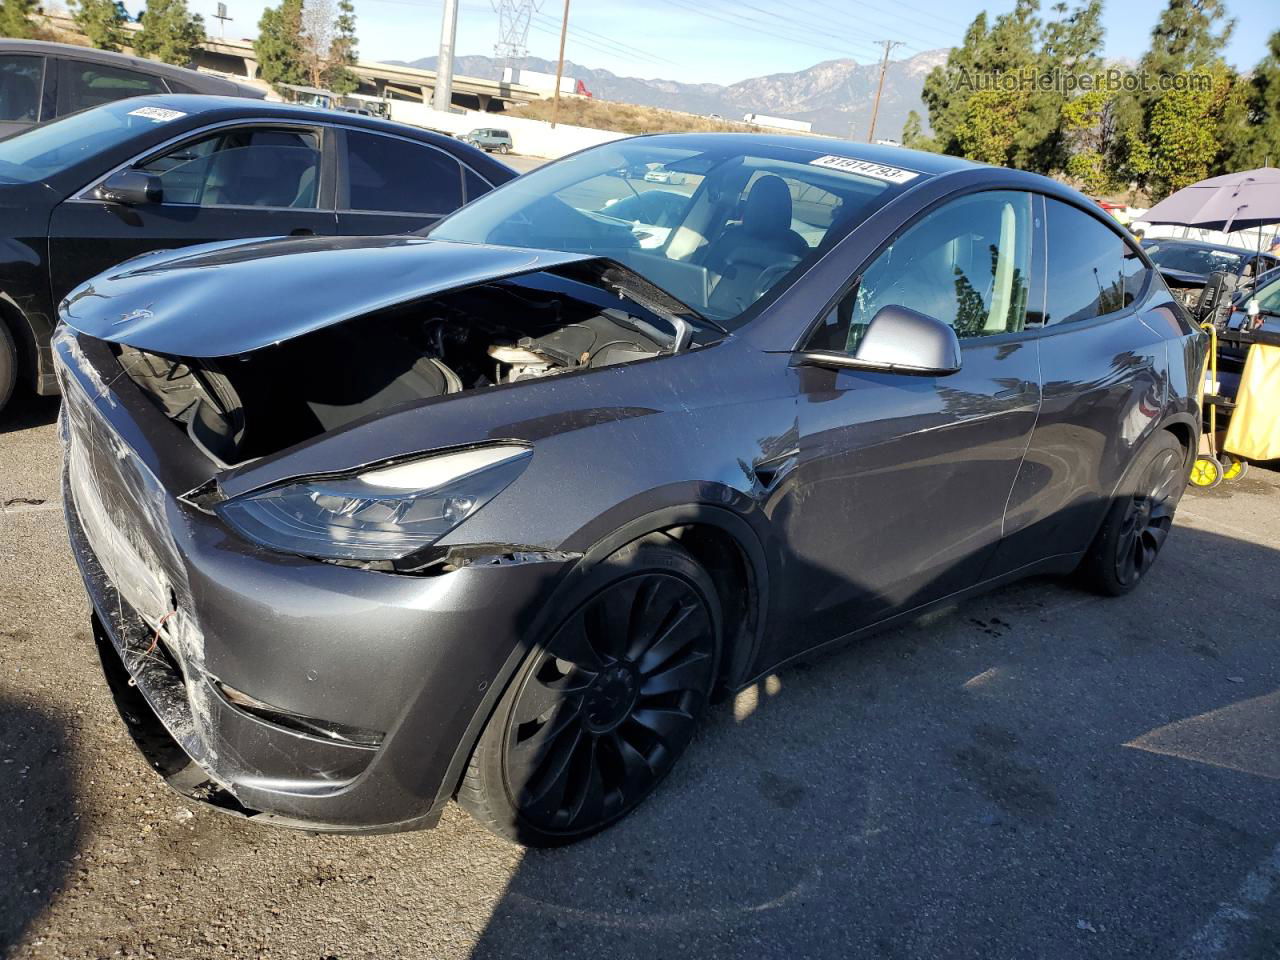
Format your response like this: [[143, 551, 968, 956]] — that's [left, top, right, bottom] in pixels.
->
[[2, 385, 1279, 960]]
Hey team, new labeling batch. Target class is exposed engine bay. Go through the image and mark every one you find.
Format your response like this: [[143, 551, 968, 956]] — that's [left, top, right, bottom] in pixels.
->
[[114, 271, 684, 465]]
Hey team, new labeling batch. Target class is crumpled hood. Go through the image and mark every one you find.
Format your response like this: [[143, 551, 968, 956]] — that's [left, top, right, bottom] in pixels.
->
[[58, 235, 595, 358]]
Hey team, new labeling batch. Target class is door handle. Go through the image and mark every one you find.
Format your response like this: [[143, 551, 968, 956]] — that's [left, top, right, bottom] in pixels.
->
[[290, 227, 314, 236]]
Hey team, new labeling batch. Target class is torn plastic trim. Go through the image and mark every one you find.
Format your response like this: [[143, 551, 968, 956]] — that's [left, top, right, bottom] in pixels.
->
[[213, 680, 384, 748]]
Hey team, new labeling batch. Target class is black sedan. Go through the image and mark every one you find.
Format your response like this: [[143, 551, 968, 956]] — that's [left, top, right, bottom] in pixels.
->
[[0, 94, 515, 411], [1142, 237, 1278, 296], [0, 38, 263, 139], [56, 134, 1204, 846]]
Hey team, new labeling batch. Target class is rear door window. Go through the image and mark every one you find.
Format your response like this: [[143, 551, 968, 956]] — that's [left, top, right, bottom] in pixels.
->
[[0, 54, 45, 123], [341, 129, 463, 214], [1043, 198, 1128, 324], [59, 60, 169, 114]]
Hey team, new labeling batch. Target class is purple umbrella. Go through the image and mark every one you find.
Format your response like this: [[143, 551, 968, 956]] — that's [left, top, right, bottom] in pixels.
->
[[1141, 167, 1280, 232]]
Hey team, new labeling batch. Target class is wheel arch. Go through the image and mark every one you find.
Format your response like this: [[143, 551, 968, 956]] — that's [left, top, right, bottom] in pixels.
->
[[437, 501, 772, 810], [1158, 413, 1199, 470]]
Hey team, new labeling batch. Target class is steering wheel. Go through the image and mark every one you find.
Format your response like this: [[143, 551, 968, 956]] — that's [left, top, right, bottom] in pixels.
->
[[753, 259, 800, 302]]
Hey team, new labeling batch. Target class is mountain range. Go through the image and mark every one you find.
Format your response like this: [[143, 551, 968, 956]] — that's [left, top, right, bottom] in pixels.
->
[[404, 52, 948, 139]]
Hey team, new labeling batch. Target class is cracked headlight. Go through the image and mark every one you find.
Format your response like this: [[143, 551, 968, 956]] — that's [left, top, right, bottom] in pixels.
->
[[215, 444, 531, 561]]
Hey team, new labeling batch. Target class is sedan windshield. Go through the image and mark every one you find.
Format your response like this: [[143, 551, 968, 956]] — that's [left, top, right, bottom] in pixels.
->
[[431, 138, 916, 328], [0, 99, 178, 184], [1145, 242, 1246, 276]]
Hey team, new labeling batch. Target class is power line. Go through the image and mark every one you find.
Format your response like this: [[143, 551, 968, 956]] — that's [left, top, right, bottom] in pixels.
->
[[528, 10, 679, 66], [712, 0, 926, 57], [652, 0, 885, 60]]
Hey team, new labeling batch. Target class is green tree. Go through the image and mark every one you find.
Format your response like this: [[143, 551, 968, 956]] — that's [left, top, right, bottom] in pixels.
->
[[920, 0, 1105, 173], [1228, 30, 1280, 169], [322, 0, 359, 94], [1028, 0, 1104, 172], [134, 0, 205, 66], [0, 0, 37, 39], [254, 0, 307, 93], [73, 0, 128, 51], [901, 110, 936, 151], [1109, 0, 1237, 198], [1146, 66, 1237, 197], [1062, 88, 1112, 193]]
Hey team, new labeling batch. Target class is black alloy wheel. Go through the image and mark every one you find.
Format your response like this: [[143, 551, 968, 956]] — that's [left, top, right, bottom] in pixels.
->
[[1113, 445, 1180, 587], [459, 538, 720, 845], [1079, 431, 1185, 596]]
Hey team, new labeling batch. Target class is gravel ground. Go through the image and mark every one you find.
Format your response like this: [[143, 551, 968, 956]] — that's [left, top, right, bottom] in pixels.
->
[[2, 386, 1279, 960]]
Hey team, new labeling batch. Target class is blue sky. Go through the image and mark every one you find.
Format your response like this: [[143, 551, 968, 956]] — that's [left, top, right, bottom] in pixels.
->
[[178, 0, 1277, 85]]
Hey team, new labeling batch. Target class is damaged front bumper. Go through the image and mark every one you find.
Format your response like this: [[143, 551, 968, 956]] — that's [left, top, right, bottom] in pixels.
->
[[56, 330, 577, 832]]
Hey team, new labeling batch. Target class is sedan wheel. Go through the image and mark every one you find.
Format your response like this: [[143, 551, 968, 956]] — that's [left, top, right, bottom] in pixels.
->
[[0, 319, 17, 414], [459, 538, 719, 845]]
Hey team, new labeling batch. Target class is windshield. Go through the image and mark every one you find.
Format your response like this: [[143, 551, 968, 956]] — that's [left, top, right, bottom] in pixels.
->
[[1146, 243, 1245, 276], [430, 138, 915, 328], [0, 99, 182, 184]]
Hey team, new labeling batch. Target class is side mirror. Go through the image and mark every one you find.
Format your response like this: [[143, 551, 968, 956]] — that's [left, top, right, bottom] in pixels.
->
[[795, 305, 962, 375], [93, 170, 162, 206]]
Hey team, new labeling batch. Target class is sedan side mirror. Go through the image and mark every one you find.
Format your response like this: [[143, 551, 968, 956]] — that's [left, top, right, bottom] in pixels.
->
[[795, 305, 962, 375], [93, 170, 163, 206]]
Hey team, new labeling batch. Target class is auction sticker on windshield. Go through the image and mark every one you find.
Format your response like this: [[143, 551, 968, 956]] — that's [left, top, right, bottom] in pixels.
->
[[127, 107, 187, 123], [809, 155, 919, 184]]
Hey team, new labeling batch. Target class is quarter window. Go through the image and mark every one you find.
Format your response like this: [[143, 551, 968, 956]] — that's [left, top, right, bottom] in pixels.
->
[[1043, 198, 1133, 324], [0, 54, 43, 123], [136, 127, 321, 208], [62, 63, 168, 113], [808, 190, 1034, 353], [343, 130, 462, 214]]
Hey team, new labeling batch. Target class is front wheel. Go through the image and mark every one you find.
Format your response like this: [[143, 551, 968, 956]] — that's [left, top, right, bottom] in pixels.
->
[[1077, 431, 1186, 596], [459, 537, 720, 846], [0, 318, 17, 414]]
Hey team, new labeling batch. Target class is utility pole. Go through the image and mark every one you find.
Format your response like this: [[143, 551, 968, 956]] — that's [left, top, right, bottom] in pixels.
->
[[867, 39, 902, 143], [550, 0, 570, 128], [433, 0, 459, 113]]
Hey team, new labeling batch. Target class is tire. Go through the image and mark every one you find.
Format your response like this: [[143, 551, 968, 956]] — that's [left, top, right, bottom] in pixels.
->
[[1077, 431, 1186, 596], [0, 318, 17, 415], [498, 143, 510, 155], [458, 536, 721, 846], [1219, 452, 1249, 482], [1189, 456, 1223, 488]]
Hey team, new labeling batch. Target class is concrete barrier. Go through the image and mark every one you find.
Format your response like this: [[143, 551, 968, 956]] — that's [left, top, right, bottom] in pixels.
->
[[387, 102, 629, 160]]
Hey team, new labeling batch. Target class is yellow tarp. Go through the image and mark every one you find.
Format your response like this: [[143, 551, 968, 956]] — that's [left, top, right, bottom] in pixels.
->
[[1225, 343, 1280, 460]]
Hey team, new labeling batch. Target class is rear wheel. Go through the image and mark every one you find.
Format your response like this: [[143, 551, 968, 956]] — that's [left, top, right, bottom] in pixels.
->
[[1078, 431, 1185, 596], [459, 537, 720, 846], [498, 143, 510, 155], [0, 319, 17, 415]]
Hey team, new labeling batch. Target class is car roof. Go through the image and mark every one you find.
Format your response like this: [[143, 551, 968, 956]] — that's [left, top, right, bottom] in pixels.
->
[[1143, 237, 1257, 255], [632, 132, 982, 177], [80, 94, 518, 184], [0, 38, 261, 97], [107, 94, 475, 139]]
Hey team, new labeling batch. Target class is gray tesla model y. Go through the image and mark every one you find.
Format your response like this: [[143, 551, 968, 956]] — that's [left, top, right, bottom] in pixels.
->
[[56, 133, 1205, 845]]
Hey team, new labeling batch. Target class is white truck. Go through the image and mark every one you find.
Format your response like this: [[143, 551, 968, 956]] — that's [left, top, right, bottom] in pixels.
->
[[742, 113, 812, 133], [502, 67, 592, 98]]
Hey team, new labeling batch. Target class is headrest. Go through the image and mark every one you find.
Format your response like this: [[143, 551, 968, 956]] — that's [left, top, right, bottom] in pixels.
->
[[742, 175, 793, 236]]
